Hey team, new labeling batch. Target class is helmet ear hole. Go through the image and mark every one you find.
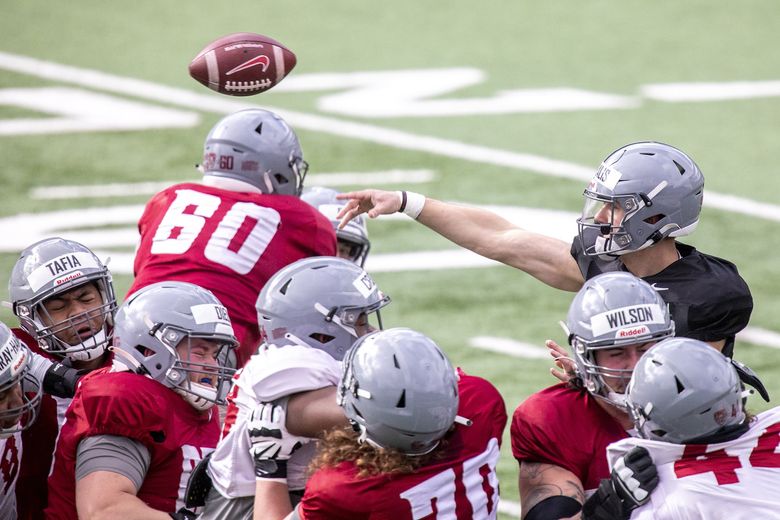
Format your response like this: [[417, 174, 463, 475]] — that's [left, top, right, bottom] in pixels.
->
[[309, 333, 335, 344], [643, 214, 665, 225]]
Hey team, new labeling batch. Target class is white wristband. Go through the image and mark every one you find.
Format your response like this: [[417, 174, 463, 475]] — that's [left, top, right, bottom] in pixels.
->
[[398, 191, 426, 219]]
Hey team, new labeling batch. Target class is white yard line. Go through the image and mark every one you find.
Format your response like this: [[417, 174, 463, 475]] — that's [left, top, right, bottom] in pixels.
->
[[2, 51, 780, 222], [29, 170, 436, 199], [469, 337, 550, 359], [469, 327, 780, 360]]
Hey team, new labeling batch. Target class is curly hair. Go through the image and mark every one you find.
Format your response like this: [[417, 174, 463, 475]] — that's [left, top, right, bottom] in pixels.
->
[[308, 427, 445, 479]]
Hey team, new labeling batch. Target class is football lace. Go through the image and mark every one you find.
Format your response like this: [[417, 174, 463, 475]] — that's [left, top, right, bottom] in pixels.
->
[[225, 79, 273, 92]]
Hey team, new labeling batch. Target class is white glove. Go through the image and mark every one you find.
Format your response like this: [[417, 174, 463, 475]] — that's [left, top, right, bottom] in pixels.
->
[[247, 400, 310, 483]]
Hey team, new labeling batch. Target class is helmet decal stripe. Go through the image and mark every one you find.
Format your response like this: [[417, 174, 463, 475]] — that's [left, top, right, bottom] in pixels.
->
[[27, 252, 100, 292], [590, 303, 666, 337]]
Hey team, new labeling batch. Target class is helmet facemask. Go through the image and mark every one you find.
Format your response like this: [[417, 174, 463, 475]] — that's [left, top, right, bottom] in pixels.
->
[[154, 324, 237, 411], [578, 185, 674, 257], [0, 330, 43, 438], [16, 278, 116, 362]]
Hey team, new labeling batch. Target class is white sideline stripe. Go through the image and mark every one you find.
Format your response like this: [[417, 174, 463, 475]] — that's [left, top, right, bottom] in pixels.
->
[[469, 336, 550, 360], [2, 51, 779, 223], [738, 326, 780, 350], [642, 81, 780, 102], [498, 499, 522, 517], [29, 169, 437, 200]]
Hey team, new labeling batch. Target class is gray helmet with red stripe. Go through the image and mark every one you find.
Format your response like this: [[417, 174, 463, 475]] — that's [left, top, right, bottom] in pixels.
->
[[202, 108, 308, 195]]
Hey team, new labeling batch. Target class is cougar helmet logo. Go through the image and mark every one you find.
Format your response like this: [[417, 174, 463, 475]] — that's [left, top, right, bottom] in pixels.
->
[[226, 55, 270, 76]]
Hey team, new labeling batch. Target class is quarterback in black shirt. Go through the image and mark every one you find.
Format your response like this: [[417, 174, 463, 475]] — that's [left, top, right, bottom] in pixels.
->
[[335, 141, 753, 355]]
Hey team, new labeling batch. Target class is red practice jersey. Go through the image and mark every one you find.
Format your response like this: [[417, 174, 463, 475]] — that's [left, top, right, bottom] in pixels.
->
[[45, 369, 220, 519], [510, 383, 628, 493], [298, 372, 508, 520], [15, 328, 115, 520], [128, 183, 336, 366]]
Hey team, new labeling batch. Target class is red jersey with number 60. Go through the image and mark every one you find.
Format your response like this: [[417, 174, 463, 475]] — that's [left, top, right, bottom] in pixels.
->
[[298, 372, 507, 520], [128, 183, 336, 366], [607, 407, 780, 520], [45, 369, 220, 519]]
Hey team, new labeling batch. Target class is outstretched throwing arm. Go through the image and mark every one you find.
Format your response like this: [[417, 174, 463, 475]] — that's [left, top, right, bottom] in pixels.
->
[[337, 189, 584, 291]]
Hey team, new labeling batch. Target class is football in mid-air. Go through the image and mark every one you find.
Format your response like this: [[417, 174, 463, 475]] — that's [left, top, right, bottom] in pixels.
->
[[188, 32, 296, 96]]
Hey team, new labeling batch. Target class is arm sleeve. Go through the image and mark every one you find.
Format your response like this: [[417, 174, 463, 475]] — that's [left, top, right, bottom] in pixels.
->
[[75, 434, 151, 491]]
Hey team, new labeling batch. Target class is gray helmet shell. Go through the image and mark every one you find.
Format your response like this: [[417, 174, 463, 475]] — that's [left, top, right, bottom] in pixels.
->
[[202, 108, 307, 195], [338, 328, 459, 455], [301, 186, 371, 267], [112, 281, 238, 409], [0, 322, 42, 438], [567, 272, 674, 409], [578, 141, 704, 256], [9, 237, 116, 361], [256, 256, 389, 360], [628, 338, 745, 443]]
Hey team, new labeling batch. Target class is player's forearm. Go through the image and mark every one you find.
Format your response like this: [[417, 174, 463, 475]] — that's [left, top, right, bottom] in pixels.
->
[[76, 491, 171, 520], [254, 481, 293, 520], [519, 462, 585, 519], [419, 198, 583, 291], [417, 198, 522, 259]]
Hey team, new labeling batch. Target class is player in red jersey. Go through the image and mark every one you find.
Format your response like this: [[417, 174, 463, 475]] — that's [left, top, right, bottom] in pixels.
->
[[45, 281, 238, 519], [336, 142, 752, 357], [249, 328, 507, 520], [8, 236, 117, 520], [128, 108, 336, 367], [0, 322, 43, 518], [510, 272, 674, 520], [604, 338, 780, 519]]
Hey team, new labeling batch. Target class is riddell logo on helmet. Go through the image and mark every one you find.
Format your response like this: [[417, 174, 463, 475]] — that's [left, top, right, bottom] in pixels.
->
[[55, 271, 84, 286], [616, 325, 650, 338]]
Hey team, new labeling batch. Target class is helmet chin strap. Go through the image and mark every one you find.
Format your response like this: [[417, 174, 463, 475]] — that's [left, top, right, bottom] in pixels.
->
[[175, 383, 217, 411], [62, 329, 110, 362]]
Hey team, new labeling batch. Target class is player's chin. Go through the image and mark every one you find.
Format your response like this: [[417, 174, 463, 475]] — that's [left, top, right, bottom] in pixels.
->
[[0, 417, 21, 430]]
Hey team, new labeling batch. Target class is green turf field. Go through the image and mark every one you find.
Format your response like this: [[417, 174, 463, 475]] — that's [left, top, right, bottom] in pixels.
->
[[2, 1, 779, 517]]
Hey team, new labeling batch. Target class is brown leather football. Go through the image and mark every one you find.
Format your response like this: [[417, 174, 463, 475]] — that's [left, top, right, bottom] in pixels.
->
[[188, 32, 296, 96]]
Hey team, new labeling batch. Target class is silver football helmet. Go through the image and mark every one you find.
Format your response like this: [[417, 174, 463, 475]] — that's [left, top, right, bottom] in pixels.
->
[[566, 272, 674, 409], [201, 108, 307, 195], [9, 237, 117, 362], [301, 186, 371, 267], [256, 256, 390, 360], [112, 281, 238, 411], [578, 141, 704, 256], [627, 338, 746, 443], [0, 322, 42, 438], [338, 328, 459, 455]]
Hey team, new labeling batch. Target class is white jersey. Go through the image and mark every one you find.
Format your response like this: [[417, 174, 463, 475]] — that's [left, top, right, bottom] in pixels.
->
[[0, 432, 22, 520], [208, 343, 341, 497], [607, 407, 780, 520]]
